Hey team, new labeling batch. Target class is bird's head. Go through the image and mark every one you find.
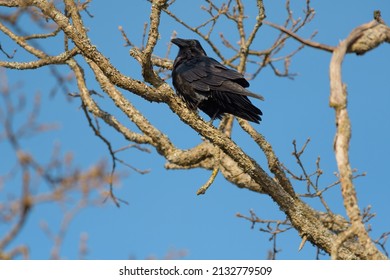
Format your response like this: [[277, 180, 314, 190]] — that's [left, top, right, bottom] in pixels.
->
[[171, 38, 207, 59]]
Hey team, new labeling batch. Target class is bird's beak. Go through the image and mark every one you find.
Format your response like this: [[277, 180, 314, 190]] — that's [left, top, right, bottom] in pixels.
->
[[171, 38, 187, 47]]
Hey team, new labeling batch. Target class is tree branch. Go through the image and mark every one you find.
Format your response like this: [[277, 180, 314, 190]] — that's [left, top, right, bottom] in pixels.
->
[[264, 20, 335, 53], [329, 18, 388, 260], [0, 48, 79, 69], [2, 0, 388, 260]]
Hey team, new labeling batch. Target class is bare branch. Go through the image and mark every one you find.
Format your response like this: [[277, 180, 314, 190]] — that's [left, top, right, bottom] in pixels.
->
[[0, 48, 79, 69], [0, 20, 47, 58], [0, 43, 16, 58], [2, 0, 388, 260], [264, 20, 334, 53], [329, 17, 388, 259], [141, 0, 167, 86]]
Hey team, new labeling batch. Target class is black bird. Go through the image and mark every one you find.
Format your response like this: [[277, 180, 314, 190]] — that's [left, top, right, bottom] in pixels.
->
[[171, 38, 264, 123]]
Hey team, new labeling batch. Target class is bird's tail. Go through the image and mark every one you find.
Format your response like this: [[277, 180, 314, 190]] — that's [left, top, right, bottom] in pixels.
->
[[231, 98, 262, 123], [217, 92, 263, 123]]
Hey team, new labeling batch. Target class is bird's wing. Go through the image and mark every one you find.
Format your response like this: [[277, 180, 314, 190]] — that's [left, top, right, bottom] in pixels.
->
[[179, 57, 264, 101], [207, 58, 250, 87]]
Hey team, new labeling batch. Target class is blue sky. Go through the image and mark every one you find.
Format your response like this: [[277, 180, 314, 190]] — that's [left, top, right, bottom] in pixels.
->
[[1, 1, 389, 260]]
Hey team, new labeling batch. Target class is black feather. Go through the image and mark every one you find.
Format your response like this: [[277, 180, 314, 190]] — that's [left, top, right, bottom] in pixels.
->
[[171, 38, 264, 123]]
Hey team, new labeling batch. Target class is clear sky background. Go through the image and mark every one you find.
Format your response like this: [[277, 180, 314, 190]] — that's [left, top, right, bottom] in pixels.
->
[[1, 1, 389, 260]]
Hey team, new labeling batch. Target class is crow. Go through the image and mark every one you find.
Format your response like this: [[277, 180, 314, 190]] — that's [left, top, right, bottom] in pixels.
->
[[171, 38, 264, 123]]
